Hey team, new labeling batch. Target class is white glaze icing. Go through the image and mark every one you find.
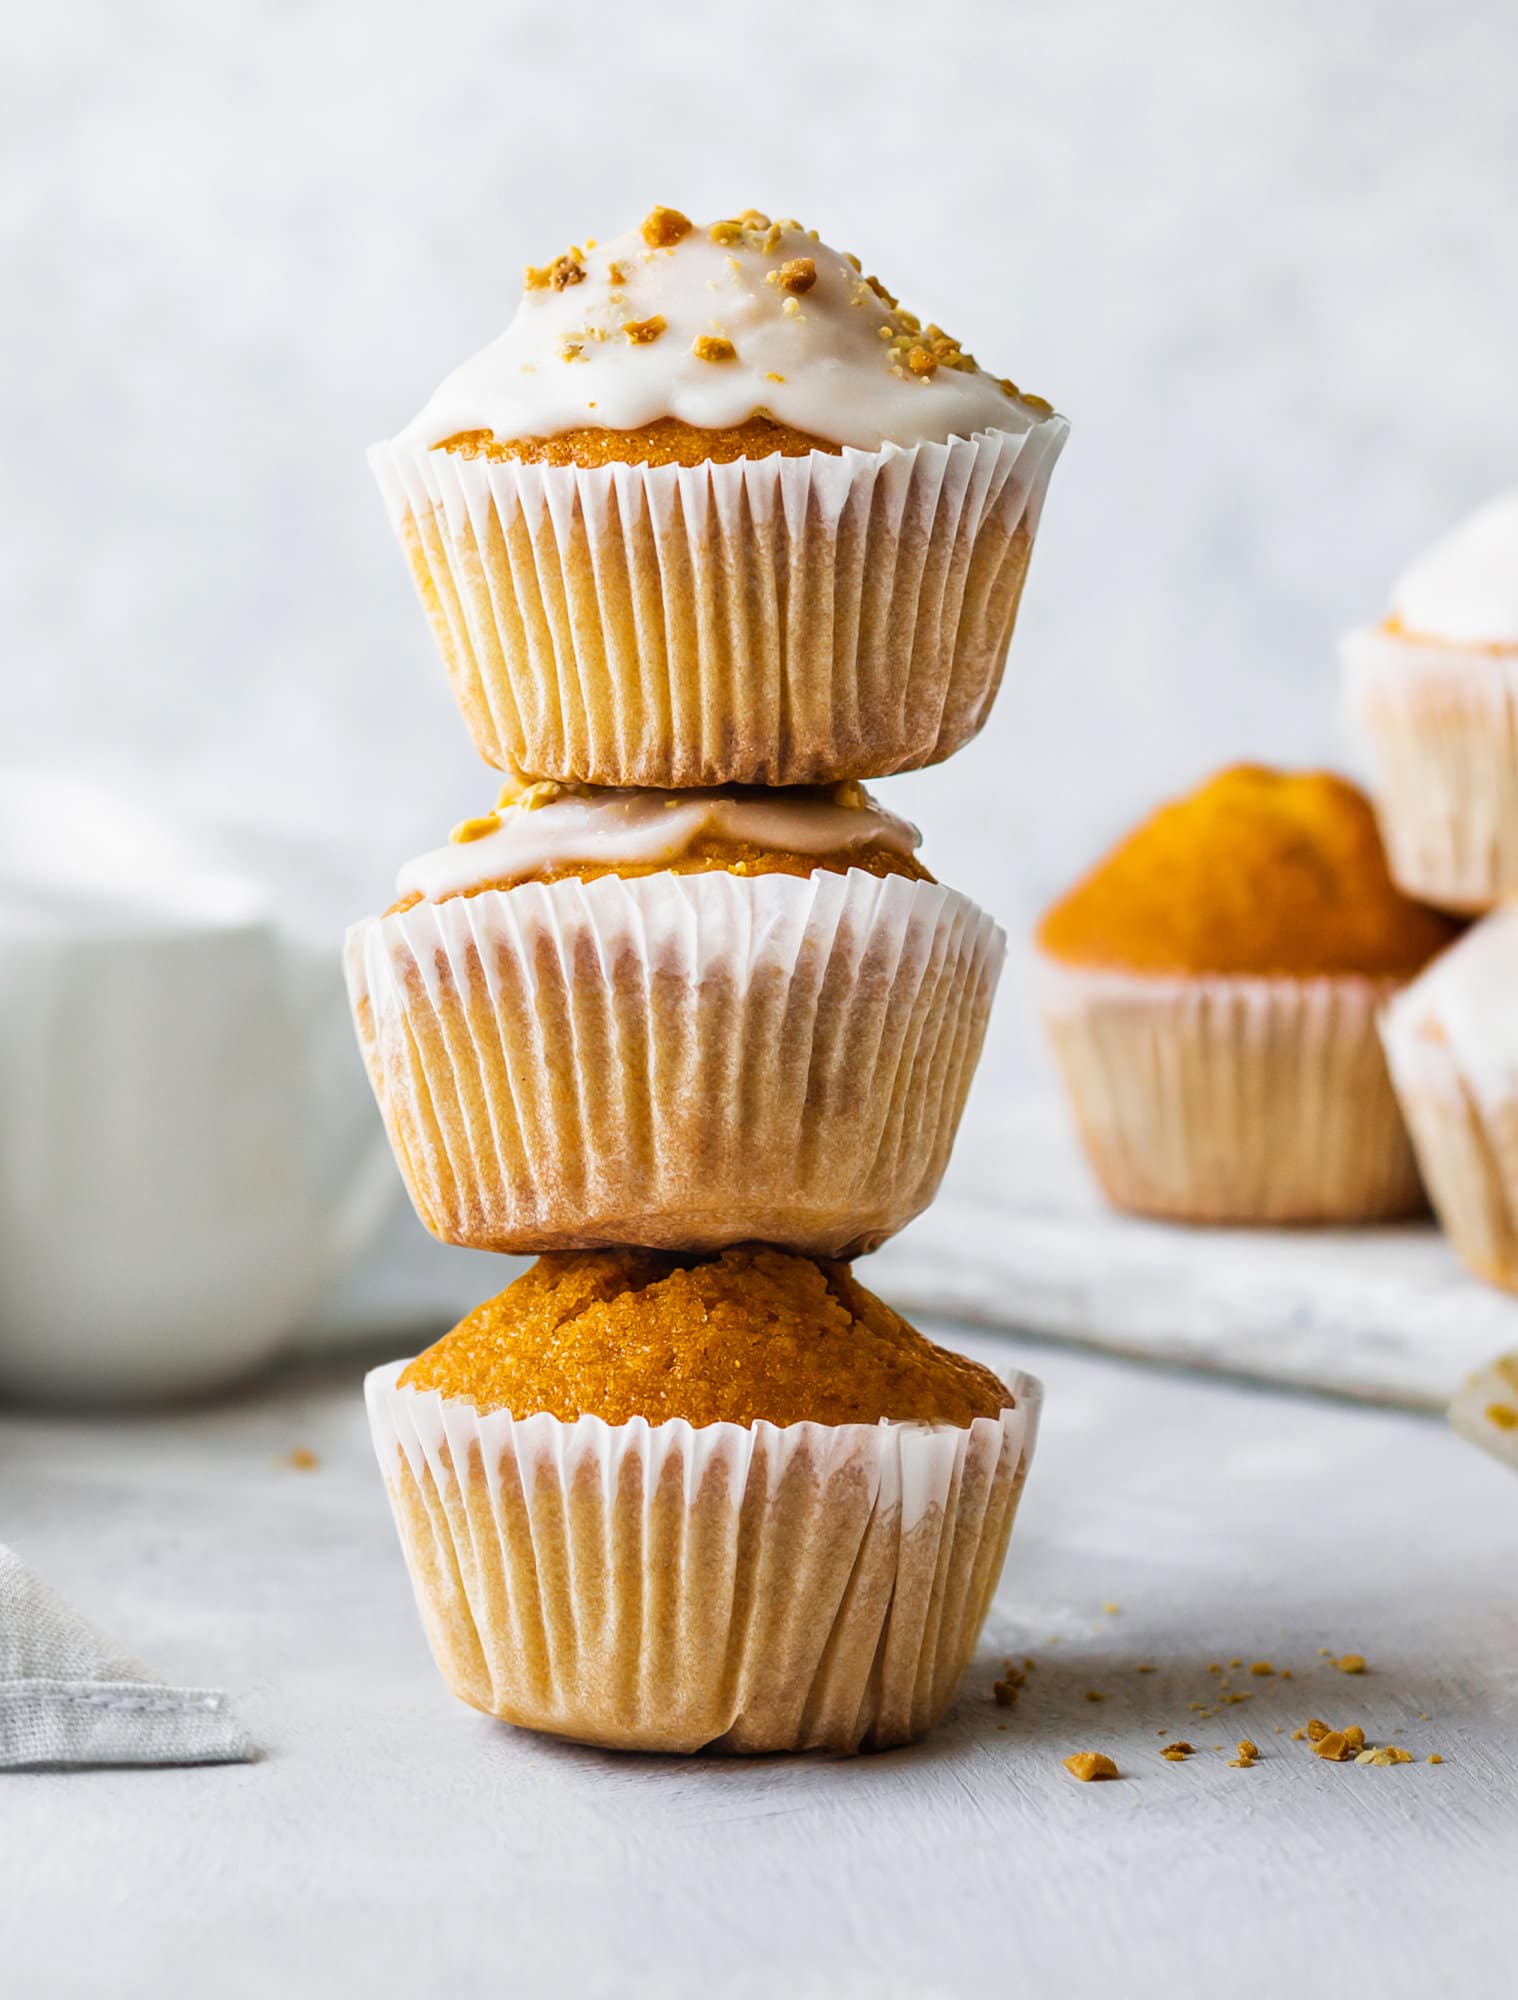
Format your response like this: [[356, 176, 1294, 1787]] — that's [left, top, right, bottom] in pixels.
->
[[1386, 906, 1518, 1104], [396, 786, 921, 902], [395, 213, 1043, 454], [1390, 491, 1518, 646]]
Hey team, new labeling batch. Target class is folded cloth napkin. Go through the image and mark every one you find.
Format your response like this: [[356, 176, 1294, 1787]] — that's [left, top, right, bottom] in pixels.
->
[[0, 1543, 254, 1769]]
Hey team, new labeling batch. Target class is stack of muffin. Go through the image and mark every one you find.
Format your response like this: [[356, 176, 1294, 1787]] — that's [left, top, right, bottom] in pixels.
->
[[347, 208, 1068, 1753]]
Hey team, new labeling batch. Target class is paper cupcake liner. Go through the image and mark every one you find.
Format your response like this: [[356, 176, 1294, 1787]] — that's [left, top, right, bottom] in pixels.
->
[[1036, 958, 1423, 1223], [365, 1360, 1040, 1755], [369, 420, 1067, 787], [346, 868, 1004, 1257], [1343, 624, 1518, 913], [1380, 1000, 1518, 1292]]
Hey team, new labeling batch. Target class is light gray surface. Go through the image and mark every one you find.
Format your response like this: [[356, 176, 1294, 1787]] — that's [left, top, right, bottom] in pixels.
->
[[874, 1086, 1518, 1408], [3, 1332, 1515, 1999]]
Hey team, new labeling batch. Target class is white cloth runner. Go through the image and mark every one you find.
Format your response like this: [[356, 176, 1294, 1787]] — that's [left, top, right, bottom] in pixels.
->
[[0, 1543, 254, 1769]]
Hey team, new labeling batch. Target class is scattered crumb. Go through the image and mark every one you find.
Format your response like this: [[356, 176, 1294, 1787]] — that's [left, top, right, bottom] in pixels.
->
[[1084, 1691, 1105, 1704], [1248, 1662, 1274, 1677], [1312, 1730, 1351, 1762], [281, 1447, 319, 1472], [1306, 1719, 1330, 1742], [1104, 1603, 1120, 1616], [1335, 1654, 1367, 1675], [1280, 1670, 1294, 1681], [1419, 1712, 1430, 1721], [992, 1662, 1027, 1708], [1428, 1754, 1443, 1765], [1161, 1741, 1195, 1758], [1207, 1663, 1222, 1675], [1319, 1647, 1334, 1657], [1064, 1752, 1119, 1783], [1135, 1664, 1156, 1674]]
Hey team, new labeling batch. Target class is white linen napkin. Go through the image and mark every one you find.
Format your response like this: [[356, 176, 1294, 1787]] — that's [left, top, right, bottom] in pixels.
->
[[0, 1543, 254, 1769]]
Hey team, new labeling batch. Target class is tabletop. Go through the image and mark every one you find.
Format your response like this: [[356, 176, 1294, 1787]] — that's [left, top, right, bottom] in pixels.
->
[[2, 1326, 1515, 2000]]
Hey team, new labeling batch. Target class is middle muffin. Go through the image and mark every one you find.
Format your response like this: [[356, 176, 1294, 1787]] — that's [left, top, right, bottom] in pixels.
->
[[345, 775, 1004, 1256]]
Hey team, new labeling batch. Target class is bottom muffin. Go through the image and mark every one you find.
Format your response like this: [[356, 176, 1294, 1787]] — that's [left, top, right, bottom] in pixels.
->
[[366, 1246, 1040, 1755]]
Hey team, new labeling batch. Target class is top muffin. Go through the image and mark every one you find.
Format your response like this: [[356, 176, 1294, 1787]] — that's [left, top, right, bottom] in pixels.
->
[[372, 204, 1067, 789], [396, 206, 1050, 463]]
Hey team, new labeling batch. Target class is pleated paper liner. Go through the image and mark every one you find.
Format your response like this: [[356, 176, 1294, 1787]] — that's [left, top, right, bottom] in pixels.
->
[[1343, 623, 1518, 914], [1381, 992, 1518, 1293], [1036, 957, 1424, 1224], [369, 418, 1067, 788], [365, 1362, 1040, 1755], [346, 868, 1004, 1257]]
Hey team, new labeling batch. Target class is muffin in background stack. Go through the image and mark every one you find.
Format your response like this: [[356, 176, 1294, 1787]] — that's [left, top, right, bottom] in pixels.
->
[[351, 206, 1066, 1755], [1381, 907, 1518, 1292], [1343, 491, 1518, 913], [1034, 765, 1461, 1224]]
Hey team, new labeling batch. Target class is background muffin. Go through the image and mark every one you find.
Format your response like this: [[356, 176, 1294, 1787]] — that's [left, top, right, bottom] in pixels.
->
[[346, 778, 1003, 1256], [1381, 906, 1518, 1292], [1035, 764, 1460, 1223], [368, 1245, 1041, 1754], [1343, 490, 1518, 912], [371, 206, 1067, 787]]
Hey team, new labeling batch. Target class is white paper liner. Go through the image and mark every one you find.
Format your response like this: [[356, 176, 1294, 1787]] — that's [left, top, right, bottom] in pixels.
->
[[346, 867, 1004, 1256], [365, 1360, 1040, 1754], [1380, 998, 1518, 1292], [1343, 623, 1518, 912], [369, 420, 1068, 787], [1036, 957, 1423, 1223]]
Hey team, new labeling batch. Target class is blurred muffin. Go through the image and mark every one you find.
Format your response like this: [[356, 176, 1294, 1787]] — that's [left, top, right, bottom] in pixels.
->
[[345, 776, 1003, 1256], [1381, 907, 1518, 1291], [1343, 491, 1518, 912], [1035, 765, 1460, 1223], [366, 1245, 1041, 1754], [371, 206, 1067, 787]]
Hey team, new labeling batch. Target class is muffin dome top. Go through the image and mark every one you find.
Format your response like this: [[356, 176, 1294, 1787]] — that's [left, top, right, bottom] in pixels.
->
[[395, 206, 1051, 458], [398, 1246, 1009, 1428], [1036, 764, 1461, 978], [1389, 490, 1518, 647], [393, 777, 926, 904]]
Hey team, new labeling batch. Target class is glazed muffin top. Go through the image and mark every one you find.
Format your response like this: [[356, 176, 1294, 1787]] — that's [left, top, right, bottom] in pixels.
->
[[394, 205, 1054, 463], [1385, 490, 1518, 648], [389, 775, 930, 907], [1036, 764, 1461, 979], [398, 1246, 1009, 1428]]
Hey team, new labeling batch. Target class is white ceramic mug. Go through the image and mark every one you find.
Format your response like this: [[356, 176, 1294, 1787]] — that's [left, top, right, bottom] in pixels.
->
[[0, 774, 396, 1404]]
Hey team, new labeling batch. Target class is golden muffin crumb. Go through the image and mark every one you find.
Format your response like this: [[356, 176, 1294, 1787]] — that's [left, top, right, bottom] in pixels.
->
[[1064, 1752, 1119, 1782], [398, 1247, 1009, 1429], [439, 413, 840, 468], [641, 205, 692, 249], [1037, 764, 1462, 978]]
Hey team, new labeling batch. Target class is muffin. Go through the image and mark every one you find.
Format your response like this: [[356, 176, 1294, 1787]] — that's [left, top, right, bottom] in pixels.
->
[[1034, 765, 1461, 1223], [365, 1245, 1041, 1754], [370, 206, 1067, 787], [1343, 491, 1518, 912], [344, 775, 1004, 1256], [1381, 906, 1518, 1291]]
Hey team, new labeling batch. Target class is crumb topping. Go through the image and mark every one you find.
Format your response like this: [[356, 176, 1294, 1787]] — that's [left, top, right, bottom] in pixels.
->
[[692, 333, 738, 363], [525, 250, 587, 292], [641, 205, 693, 249], [622, 315, 667, 345]]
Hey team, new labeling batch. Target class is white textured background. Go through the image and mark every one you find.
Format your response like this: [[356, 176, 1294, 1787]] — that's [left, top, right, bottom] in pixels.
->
[[4, 0, 1516, 1314]]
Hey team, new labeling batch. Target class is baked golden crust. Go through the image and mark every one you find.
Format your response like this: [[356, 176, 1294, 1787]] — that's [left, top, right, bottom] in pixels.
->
[[1037, 763, 1461, 978], [398, 1246, 1008, 1427], [438, 414, 842, 468]]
